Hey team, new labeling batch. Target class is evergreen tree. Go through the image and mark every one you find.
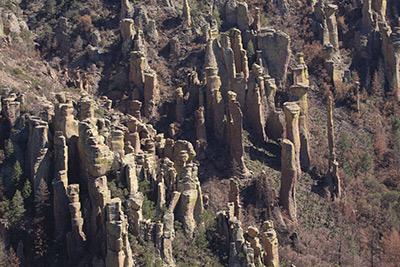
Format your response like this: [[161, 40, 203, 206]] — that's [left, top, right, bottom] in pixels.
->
[[11, 161, 23, 190], [4, 139, 14, 160], [22, 179, 32, 200], [7, 190, 25, 226], [34, 179, 50, 216]]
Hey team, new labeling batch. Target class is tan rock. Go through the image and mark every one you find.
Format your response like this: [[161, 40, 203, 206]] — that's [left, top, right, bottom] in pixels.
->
[[237, 2, 249, 31], [28, 117, 50, 197], [257, 28, 291, 83], [182, 0, 191, 27], [1, 96, 20, 127], [279, 139, 297, 222], [283, 102, 301, 179], [120, 19, 135, 55], [106, 198, 133, 267], [66, 184, 87, 265], [228, 178, 241, 220], [261, 220, 279, 267], [143, 71, 158, 119], [227, 91, 249, 176]]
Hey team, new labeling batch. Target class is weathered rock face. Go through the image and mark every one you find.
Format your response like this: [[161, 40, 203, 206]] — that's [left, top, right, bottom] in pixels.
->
[[379, 22, 400, 99], [227, 91, 249, 176], [290, 54, 311, 171], [205, 66, 225, 140], [246, 226, 263, 266], [176, 163, 203, 236], [88, 176, 111, 257], [232, 29, 249, 81], [314, 0, 339, 50], [120, 18, 135, 55], [279, 139, 297, 223], [237, 2, 250, 31], [143, 71, 158, 119], [2, 95, 20, 127], [247, 64, 267, 142], [28, 116, 51, 197], [261, 220, 280, 267], [105, 198, 133, 267], [283, 102, 301, 179], [53, 132, 69, 241], [121, 0, 134, 19], [229, 178, 241, 220], [110, 129, 125, 157], [78, 121, 114, 179], [66, 184, 87, 265], [129, 51, 146, 90], [54, 94, 79, 140], [257, 28, 291, 84], [182, 0, 191, 27], [194, 106, 207, 146]]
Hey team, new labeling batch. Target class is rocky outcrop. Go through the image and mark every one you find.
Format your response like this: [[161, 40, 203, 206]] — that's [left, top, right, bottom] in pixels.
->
[[143, 71, 158, 119], [66, 184, 87, 265], [105, 198, 133, 267], [257, 28, 291, 84], [120, 19, 135, 55], [28, 117, 51, 198], [314, 0, 339, 50], [279, 139, 297, 222], [182, 0, 191, 27], [53, 132, 69, 242], [247, 64, 267, 142], [121, 0, 134, 19], [229, 178, 241, 220], [283, 102, 301, 179], [2, 94, 20, 127], [78, 121, 114, 180], [378, 21, 400, 99], [54, 93, 79, 139], [227, 91, 249, 176], [261, 220, 280, 267], [176, 163, 203, 236], [290, 54, 311, 171], [88, 176, 111, 257]]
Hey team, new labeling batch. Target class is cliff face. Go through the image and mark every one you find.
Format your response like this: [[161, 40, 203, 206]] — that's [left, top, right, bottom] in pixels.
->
[[0, 0, 400, 266]]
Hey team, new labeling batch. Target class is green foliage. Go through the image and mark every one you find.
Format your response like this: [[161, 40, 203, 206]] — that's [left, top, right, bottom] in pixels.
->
[[22, 179, 32, 200], [94, 108, 104, 118], [190, 0, 210, 26], [382, 191, 400, 204], [108, 180, 129, 200], [7, 190, 25, 226], [142, 195, 158, 221], [360, 152, 373, 174], [338, 132, 351, 155], [4, 139, 14, 160], [246, 40, 256, 67], [260, 12, 268, 27], [173, 210, 223, 266], [212, 7, 222, 26], [11, 68, 23, 75], [11, 161, 23, 189]]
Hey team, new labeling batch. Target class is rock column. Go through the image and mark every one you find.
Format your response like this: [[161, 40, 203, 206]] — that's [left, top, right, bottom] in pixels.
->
[[66, 184, 87, 265], [283, 102, 301, 179], [227, 91, 249, 176], [279, 139, 297, 222], [105, 198, 133, 267]]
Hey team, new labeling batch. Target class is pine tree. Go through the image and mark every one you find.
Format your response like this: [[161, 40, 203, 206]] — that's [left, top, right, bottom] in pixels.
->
[[11, 161, 23, 190], [34, 179, 50, 216], [4, 139, 14, 160], [7, 190, 25, 226], [22, 179, 32, 200]]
